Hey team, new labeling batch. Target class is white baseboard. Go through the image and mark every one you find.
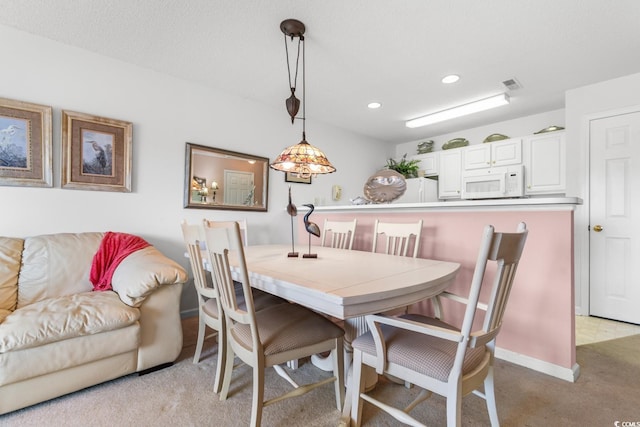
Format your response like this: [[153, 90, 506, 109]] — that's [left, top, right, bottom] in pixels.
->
[[495, 347, 580, 382]]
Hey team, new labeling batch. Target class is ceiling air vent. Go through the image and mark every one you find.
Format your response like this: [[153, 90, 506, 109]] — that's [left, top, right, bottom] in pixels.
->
[[502, 78, 522, 91]]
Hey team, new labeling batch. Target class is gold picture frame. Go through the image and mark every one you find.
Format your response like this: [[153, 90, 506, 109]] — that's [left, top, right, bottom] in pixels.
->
[[62, 110, 132, 192], [0, 97, 52, 187]]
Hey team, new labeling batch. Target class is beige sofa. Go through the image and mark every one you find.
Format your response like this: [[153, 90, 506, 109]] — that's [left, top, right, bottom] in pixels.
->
[[0, 232, 187, 415]]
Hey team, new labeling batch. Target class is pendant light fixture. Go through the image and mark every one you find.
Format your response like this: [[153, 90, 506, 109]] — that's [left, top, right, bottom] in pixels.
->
[[270, 19, 336, 178]]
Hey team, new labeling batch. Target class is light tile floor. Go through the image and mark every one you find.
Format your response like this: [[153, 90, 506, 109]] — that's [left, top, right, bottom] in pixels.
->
[[575, 315, 640, 346]]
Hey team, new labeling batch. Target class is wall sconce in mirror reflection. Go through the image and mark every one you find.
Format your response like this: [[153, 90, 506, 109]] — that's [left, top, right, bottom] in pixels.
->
[[184, 143, 269, 212]]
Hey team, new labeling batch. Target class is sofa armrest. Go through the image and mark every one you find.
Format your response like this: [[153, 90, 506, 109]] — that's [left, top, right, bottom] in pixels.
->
[[111, 246, 187, 307]]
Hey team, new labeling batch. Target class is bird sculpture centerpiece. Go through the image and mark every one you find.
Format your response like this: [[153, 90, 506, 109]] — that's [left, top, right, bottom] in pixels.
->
[[286, 186, 299, 257], [302, 203, 320, 258]]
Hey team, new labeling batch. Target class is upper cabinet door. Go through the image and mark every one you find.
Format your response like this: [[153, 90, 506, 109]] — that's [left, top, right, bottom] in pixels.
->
[[412, 152, 439, 176], [523, 131, 566, 195], [492, 138, 522, 167], [438, 148, 462, 199], [463, 138, 522, 170], [463, 144, 491, 169]]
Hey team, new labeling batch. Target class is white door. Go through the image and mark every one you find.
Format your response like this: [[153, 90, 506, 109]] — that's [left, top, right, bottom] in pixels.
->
[[223, 170, 254, 205], [589, 111, 640, 324]]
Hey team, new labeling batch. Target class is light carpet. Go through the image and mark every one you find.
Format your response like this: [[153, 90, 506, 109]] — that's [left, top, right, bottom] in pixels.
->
[[2, 321, 638, 426]]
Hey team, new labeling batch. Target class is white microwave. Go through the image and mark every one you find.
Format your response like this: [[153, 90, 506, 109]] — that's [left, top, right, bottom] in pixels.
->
[[461, 165, 524, 200]]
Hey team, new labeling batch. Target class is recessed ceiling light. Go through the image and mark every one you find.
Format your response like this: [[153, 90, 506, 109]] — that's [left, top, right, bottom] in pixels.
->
[[441, 74, 460, 84], [367, 102, 381, 109]]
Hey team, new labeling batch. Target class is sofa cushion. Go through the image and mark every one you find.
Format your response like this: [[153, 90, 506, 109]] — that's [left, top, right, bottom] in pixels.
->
[[111, 246, 188, 307], [17, 233, 104, 308], [0, 291, 139, 353], [0, 324, 139, 386], [0, 237, 23, 318]]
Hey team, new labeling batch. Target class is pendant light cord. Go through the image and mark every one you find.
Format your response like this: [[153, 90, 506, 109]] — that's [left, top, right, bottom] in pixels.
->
[[284, 34, 302, 97]]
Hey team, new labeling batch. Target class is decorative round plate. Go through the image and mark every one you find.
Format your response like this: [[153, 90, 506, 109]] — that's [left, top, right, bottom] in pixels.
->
[[483, 133, 510, 143], [363, 169, 407, 203], [534, 125, 565, 134], [417, 140, 434, 154], [442, 138, 469, 150]]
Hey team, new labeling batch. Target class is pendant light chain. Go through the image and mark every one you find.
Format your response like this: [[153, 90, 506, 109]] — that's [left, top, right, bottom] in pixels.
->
[[301, 34, 306, 136]]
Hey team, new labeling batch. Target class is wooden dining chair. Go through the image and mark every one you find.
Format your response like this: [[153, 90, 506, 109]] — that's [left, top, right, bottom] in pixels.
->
[[372, 219, 426, 315], [321, 218, 357, 250], [202, 220, 345, 427], [350, 223, 528, 427], [371, 219, 422, 258], [180, 220, 282, 394]]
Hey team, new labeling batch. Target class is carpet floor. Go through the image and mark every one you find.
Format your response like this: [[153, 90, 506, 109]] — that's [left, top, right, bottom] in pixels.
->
[[1, 317, 638, 426]]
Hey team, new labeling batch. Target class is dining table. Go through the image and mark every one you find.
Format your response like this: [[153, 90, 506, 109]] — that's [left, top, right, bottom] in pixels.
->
[[223, 244, 460, 425], [229, 244, 460, 321]]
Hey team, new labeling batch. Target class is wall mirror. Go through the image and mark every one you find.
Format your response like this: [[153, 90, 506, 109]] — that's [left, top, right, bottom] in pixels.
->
[[184, 143, 269, 212]]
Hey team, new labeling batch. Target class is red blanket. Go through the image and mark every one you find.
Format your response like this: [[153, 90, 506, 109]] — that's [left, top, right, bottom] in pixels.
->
[[90, 232, 150, 291]]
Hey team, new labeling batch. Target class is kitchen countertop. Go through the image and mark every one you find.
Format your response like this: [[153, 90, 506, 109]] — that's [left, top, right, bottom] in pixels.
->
[[308, 197, 582, 212]]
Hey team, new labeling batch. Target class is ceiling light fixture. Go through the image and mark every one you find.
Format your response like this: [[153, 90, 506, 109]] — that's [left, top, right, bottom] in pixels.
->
[[405, 93, 510, 128], [270, 19, 336, 178], [368, 102, 381, 109]]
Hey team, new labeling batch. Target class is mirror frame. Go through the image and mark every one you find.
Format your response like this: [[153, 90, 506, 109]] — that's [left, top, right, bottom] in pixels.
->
[[183, 142, 269, 212]]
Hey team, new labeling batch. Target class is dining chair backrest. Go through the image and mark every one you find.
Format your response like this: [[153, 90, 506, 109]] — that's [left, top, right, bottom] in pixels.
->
[[321, 218, 357, 250], [372, 219, 423, 258], [460, 221, 529, 346], [180, 220, 214, 305], [201, 220, 256, 332], [237, 218, 248, 247]]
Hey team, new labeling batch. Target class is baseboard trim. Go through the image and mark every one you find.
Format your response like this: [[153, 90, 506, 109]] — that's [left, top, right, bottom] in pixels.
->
[[495, 347, 580, 382]]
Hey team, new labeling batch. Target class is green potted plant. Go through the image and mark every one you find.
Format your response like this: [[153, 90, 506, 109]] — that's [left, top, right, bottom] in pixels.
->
[[385, 154, 420, 178]]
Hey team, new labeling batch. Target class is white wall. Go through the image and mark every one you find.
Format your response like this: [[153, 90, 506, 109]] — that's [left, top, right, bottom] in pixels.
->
[[0, 25, 390, 315], [565, 72, 640, 315], [394, 109, 565, 158]]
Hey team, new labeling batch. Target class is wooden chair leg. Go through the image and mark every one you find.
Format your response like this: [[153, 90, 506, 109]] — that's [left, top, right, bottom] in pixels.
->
[[218, 342, 235, 401], [332, 340, 345, 410], [446, 387, 463, 427], [350, 351, 366, 427], [484, 367, 500, 426], [213, 324, 226, 394], [250, 363, 265, 427], [193, 313, 206, 363]]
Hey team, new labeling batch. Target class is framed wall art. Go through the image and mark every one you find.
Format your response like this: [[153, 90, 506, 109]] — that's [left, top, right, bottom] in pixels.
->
[[284, 171, 312, 184], [0, 97, 52, 187], [62, 110, 132, 192]]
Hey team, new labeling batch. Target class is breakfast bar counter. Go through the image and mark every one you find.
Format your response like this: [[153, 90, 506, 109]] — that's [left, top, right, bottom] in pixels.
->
[[296, 197, 582, 382]]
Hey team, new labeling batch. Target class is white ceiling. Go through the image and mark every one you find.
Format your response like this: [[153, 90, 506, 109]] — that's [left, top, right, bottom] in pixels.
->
[[1, 0, 639, 144]]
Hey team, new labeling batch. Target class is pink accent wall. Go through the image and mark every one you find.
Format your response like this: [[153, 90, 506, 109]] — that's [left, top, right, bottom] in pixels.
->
[[298, 209, 576, 370]]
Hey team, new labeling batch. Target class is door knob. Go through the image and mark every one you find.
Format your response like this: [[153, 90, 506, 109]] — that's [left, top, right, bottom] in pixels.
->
[[593, 225, 603, 232]]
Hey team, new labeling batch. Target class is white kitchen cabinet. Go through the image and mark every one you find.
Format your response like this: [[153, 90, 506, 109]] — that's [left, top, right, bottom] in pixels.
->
[[412, 152, 439, 176], [438, 148, 462, 199], [463, 138, 522, 170], [523, 131, 566, 195]]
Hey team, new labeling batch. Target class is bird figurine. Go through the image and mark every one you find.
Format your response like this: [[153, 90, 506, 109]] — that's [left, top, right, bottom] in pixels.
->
[[287, 186, 299, 257], [302, 203, 319, 258]]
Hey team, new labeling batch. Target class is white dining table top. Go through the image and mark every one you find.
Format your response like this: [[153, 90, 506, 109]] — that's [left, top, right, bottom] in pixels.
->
[[229, 244, 460, 319]]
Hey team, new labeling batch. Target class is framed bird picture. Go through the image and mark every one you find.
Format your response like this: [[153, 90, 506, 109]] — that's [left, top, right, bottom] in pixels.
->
[[0, 97, 53, 188], [61, 110, 132, 192]]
